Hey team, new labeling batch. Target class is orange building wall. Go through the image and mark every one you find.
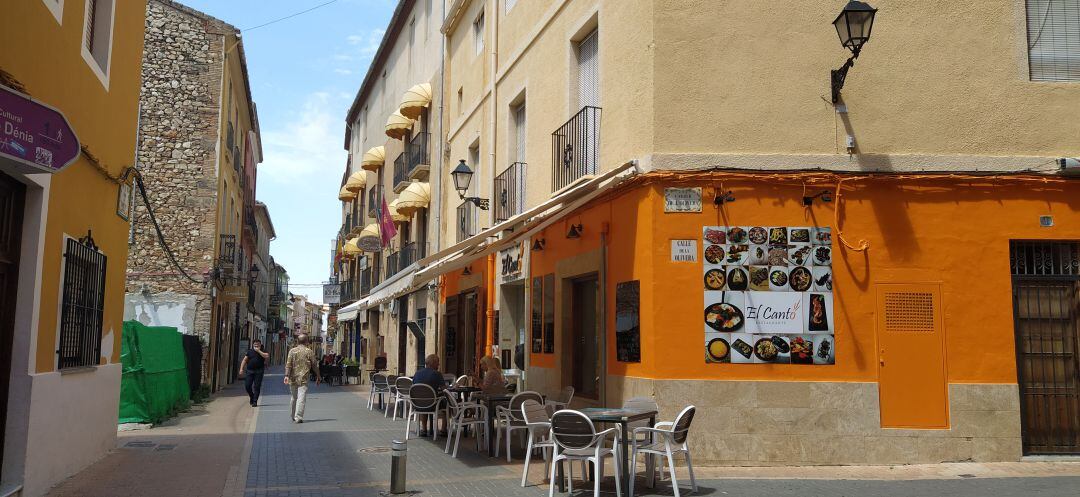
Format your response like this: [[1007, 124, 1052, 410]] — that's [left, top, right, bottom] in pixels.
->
[[531, 175, 1080, 386]]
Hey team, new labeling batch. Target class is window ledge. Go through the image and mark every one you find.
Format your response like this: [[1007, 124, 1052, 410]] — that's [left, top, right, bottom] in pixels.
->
[[59, 365, 99, 375]]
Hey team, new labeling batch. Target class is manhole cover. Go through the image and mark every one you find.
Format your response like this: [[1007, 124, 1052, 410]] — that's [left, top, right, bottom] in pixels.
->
[[124, 441, 155, 448], [357, 446, 391, 454], [155, 444, 177, 451]]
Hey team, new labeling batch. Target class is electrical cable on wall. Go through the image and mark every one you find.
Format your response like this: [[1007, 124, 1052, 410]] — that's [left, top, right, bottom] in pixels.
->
[[127, 168, 204, 284]]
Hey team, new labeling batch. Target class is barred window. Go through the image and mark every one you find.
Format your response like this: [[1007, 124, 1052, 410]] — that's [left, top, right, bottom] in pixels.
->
[[58, 234, 106, 369], [1026, 0, 1080, 81]]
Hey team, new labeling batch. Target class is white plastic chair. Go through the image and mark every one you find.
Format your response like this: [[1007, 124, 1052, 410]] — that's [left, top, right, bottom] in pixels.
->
[[368, 373, 390, 410], [545, 386, 575, 411], [388, 376, 412, 420], [520, 399, 554, 487], [443, 390, 490, 458], [629, 405, 698, 497], [405, 384, 441, 441], [548, 410, 623, 497], [495, 391, 543, 461]]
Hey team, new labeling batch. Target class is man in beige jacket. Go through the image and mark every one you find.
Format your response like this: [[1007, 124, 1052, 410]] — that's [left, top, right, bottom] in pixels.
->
[[284, 334, 320, 423]]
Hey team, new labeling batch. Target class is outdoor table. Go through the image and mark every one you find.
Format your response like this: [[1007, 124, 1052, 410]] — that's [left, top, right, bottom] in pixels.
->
[[476, 393, 513, 455], [557, 407, 657, 494]]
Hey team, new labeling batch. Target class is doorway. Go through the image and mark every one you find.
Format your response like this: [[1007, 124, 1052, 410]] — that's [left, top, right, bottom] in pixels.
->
[[0, 173, 24, 471], [875, 284, 948, 428], [570, 275, 599, 400], [397, 295, 409, 375], [1010, 241, 1080, 454]]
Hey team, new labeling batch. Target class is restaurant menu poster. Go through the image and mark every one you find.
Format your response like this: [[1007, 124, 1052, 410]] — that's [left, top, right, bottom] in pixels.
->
[[702, 226, 836, 365]]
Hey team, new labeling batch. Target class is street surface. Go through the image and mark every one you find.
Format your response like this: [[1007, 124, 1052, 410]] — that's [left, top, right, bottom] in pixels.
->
[[47, 366, 1080, 497]]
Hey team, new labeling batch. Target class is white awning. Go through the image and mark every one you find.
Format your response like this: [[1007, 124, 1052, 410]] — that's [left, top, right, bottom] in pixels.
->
[[337, 298, 367, 321], [366, 263, 425, 307]]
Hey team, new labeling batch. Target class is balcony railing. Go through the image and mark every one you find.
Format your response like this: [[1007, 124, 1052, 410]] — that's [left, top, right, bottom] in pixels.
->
[[551, 106, 601, 192], [367, 185, 383, 218], [218, 234, 236, 267], [386, 250, 400, 276], [393, 153, 409, 193], [401, 241, 418, 269], [340, 280, 354, 303], [457, 202, 476, 242], [407, 132, 430, 179], [494, 162, 526, 222], [360, 267, 373, 295]]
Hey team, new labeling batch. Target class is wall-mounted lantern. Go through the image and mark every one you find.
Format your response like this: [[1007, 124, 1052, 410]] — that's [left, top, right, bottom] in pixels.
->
[[451, 159, 490, 210], [830, 1, 877, 103]]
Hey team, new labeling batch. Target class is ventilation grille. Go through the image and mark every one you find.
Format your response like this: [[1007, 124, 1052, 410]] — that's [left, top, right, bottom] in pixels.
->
[[883, 292, 935, 333]]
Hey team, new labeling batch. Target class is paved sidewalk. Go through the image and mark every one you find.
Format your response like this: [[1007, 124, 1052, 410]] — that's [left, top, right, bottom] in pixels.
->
[[46, 380, 256, 497]]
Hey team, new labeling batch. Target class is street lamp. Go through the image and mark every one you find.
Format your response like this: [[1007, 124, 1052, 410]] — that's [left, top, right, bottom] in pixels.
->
[[830, 1, 877, 103], [451, 159, 490, 210], [249, 263, 260, 283]]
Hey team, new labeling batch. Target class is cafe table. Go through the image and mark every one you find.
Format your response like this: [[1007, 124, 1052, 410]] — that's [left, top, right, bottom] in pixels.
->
[[556, 407, 657, 494]]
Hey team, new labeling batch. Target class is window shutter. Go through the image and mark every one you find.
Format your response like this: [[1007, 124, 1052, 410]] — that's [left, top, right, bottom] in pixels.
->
[[85, 0, 98, 51], [577, 30, 600, 108], [1026, 0, 1080, 81]]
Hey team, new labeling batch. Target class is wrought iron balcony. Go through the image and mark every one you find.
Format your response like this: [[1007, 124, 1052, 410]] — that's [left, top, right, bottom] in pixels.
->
[[386, 250, 400, 276], [407, 132, 430, 180], [551, 106, 601, 192], [393, 153, 410, 193], [340, 280, 354, 303], [367, 185, 383, 219], [401, 241, 417, 270], [218, 234, 237, 267], [457, 201, 477, 242], [494, 162, 526, 222], [360, 267, 372, 295]]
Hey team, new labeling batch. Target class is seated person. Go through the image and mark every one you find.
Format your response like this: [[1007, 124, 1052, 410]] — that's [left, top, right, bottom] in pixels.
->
[[411, 354, 446, 437], [479, 355, 507, 395]]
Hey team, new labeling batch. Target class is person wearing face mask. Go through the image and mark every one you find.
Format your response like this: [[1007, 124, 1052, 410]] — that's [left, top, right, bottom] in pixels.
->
[[239, 339, 270, 407]]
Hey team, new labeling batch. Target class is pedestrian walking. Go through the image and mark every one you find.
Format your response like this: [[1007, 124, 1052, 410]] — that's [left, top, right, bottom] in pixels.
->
[[239, 339, 269, 407], [284, 334, 320, 423]]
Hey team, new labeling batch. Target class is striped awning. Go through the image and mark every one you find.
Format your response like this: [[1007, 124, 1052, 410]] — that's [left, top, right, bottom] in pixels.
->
[[385, 111, 413, 140], [344, 171, 367, 193], [357, 223, 382, 252], [342, 236, 362, 257], [361, 146, 385, 172], [396, 181, 430, 217], [399, 83, 433, 120], [338, 185, 357, 201], [387, 198, 410, 223]]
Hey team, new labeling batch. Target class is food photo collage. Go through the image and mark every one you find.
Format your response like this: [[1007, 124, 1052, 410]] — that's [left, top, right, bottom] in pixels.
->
[[703, 226, 836, 365]]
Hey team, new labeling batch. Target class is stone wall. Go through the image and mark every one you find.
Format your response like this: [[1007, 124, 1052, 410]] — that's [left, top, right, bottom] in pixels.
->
[[127, 0, 234, 381], [603, 377, 1023, 466]]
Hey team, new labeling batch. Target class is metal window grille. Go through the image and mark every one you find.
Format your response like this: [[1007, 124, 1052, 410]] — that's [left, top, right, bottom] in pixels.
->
[[58, 234, 106, 369], [1026, 0, 1080, 81], [393, 152, 408, 191], [457, 202, 476, 242], [494, 161, 526, 222]]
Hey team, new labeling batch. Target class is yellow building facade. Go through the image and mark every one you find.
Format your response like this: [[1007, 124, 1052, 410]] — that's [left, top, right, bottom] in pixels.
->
[[0, 0, 148, 494]]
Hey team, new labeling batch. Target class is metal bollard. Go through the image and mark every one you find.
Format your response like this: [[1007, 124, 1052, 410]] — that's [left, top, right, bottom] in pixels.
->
[[390, 440, 407, 494]]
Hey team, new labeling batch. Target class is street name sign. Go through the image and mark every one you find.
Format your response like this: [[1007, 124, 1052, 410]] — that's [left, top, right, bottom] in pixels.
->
[[0, 84, 80, 174]]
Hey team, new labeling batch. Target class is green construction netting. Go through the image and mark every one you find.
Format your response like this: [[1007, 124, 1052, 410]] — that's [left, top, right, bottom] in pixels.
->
[[118, 321, 191, 424]]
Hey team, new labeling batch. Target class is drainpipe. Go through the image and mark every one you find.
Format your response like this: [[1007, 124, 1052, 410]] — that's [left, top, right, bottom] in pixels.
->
[[433, 0, 447, 367], [484, 0, 500, 358]]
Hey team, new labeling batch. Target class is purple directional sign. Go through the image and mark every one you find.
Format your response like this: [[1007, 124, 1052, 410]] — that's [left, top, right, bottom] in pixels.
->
[[0, 84, 80, 174]]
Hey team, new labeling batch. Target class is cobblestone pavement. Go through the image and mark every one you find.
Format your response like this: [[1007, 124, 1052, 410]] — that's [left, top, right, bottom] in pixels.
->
[[45, 365, 1080, 497]]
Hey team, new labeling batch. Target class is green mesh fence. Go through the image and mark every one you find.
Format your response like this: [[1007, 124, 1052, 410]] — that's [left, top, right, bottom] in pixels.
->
[[119, 321, 191, 424]]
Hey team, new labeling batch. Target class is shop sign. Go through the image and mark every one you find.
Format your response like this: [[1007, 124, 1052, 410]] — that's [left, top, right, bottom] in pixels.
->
[[500, 243, 525, 283], [703, 225, 835, 365], [0, 85, 80, 174], [664, 187, 702, 213], [670, 239, 697, 262], [323, 283, 341, 304]]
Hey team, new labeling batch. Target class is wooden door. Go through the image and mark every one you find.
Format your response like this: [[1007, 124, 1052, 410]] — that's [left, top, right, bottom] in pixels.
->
[[1010, 241, 1080, 454], [0, 173, 24, 471], [445, 295, 459, 375], [875, 284, 949, 428]]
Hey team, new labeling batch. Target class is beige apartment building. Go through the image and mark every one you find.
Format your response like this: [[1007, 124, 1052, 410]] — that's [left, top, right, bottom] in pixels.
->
[[334, 0, 1080, 464]]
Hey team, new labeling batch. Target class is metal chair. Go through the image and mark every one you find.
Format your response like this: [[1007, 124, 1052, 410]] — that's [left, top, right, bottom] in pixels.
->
[[629, 405, 697, 497], [388, 377, 412, 420], [368, 373, 390, 410], [406, 384, 441, 441], [495, 391, 544, 461], [548, 410, 623, 497], [443, 390, 489, 458], [545, 386, 575, 411], [520, 399, 554, 487]]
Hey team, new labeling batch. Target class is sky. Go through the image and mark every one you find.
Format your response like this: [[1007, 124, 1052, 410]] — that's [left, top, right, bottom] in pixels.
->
[[177, 0, 395, 304]]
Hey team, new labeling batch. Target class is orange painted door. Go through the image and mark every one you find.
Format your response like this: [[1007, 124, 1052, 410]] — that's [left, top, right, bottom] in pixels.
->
[[876, 284, 949, 429]]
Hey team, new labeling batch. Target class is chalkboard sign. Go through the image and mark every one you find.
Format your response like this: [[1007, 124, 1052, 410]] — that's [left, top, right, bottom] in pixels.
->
[[616, 280, 641, 362]]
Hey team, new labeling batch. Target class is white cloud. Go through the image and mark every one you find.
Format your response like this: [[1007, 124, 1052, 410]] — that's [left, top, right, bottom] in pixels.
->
[[332, 28, 385, 74], [333, 68, 353, 75], [259, 92, 346, 185]]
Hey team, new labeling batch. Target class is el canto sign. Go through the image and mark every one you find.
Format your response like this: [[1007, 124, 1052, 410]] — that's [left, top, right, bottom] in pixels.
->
[[0, 84, 80, 174]]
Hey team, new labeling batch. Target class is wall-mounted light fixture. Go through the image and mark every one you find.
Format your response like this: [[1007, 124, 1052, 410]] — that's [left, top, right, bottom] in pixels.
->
[[451, 159, 490, 210], [802, 190, 834, 206], [462, 265, 472, 276], [531, 238, 546, 251], [714, 191, 736, 206], [566, 224, 583, 239], [830, 1, 877, 103], [249, 263, 261, 283]]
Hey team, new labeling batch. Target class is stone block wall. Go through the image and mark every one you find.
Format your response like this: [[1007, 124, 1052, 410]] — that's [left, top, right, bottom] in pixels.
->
[[127, 1, 235, 383], [604, 377, 1023, 466]]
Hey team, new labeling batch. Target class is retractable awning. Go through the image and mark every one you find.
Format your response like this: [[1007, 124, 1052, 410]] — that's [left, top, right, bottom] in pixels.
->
[[387, 198, 410, 223], [361, 146, 386, 172], [344, 171, 367, 193], [396, 181, 430, 217], [385, 111, 413, 140], [399, 83, 433, 120], [338, 185, 357, 201], [337, 298, 367, 321]]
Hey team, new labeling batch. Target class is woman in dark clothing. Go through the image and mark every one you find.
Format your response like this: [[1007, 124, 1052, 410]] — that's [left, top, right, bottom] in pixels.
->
[[239, 340, 269, 407]]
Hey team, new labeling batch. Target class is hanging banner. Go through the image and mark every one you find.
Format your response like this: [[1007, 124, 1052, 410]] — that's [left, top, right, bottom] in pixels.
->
[[0, 84, 80, 174], [377, 195, 397, 247]]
